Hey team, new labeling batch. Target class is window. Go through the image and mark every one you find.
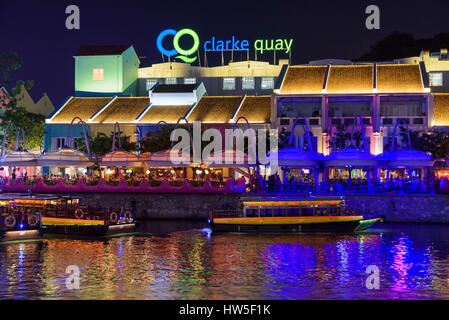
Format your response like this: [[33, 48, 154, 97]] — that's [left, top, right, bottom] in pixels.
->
[[165, 77, 177, 85], [184, 77, 196, 84], [261, 77, 274, 89], [92, 68, 104, 81], [146, 79, 158, 90], [429, 72, 443, 86], [223, 77, 236, 90], [331, 119, 341, 125], [382, 118, 393, 125], [280, 119, 290, 126], [56, 138, 66, 149], [242, 76, 255, 90]]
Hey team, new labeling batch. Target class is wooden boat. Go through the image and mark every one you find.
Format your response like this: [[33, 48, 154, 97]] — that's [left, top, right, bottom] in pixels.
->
[[209, 195, 383, 233], [0, 193, 136, 237], [1, 194, 42, 242]]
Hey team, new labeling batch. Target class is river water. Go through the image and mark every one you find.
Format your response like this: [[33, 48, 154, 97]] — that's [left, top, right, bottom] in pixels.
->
[[1, 221, 449, 300]]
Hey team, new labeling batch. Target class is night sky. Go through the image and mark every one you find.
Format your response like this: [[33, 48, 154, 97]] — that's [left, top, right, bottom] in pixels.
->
[[1, 0, 449, 106]]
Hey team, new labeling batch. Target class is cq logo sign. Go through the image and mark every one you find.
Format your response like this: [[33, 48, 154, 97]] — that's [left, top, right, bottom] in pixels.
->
[[157, 28, 199, 63]]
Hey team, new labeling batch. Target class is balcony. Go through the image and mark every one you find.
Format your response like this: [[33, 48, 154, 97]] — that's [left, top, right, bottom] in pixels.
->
[[277, 117, 321, 130], [380, 116, 426, 126], [329, 117, 371, 126]]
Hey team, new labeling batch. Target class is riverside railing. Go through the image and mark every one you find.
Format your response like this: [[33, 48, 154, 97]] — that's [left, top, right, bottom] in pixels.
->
[[0, 177, 245, 194]]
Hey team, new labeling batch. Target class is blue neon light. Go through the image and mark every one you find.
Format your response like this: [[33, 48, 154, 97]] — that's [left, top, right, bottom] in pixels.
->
[[156, 29, 178, 56]]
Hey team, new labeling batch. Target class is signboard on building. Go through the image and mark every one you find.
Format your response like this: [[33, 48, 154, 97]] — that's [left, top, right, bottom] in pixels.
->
[[156, 28, 294, 63]]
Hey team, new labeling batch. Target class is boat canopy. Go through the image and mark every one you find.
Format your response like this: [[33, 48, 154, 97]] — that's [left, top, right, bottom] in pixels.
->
[[0, 193, 81, 201]]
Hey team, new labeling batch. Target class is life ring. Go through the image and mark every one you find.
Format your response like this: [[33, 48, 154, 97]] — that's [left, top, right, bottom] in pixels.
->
[[109, 212, 118, 224], [27, 214, 40, 227], [124, 210, 132, 222], [74, 209, 84, 219], [4, 215, 16, 229]]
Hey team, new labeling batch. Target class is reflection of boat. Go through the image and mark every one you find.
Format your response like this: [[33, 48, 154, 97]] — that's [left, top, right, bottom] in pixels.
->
[[210, 195, 383, 233], [0, 194, 42, 242], [0, 193, 136, 237]]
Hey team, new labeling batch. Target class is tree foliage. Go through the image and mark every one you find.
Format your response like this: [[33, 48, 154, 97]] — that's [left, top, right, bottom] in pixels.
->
[[357, 32, 449, 61], [0, 53, 43, 151], [75, 132, 137, 161], [384, 126, 449, 159]]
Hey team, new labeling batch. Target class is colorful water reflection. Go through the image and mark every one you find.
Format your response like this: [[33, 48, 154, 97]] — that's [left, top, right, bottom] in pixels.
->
[[1, 223, 449, 299]]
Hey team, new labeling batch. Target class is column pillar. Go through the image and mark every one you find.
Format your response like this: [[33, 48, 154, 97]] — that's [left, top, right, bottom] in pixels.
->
[[372, 94, 380, 133], [372, 132, 383, 155], [322, 132, 329, 155], [321, 95, 329, 132], [427, 94, 434, 129]]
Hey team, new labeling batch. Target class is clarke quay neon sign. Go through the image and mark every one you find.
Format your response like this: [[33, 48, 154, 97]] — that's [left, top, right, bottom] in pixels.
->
[[157, 28, 294, 64]]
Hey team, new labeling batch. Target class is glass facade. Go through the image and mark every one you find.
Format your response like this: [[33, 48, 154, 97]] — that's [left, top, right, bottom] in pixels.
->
[[184, 77, 197, 84], [261, 77, 274, 89], [146, 79, 158, 90], [165, 77, 177, 85], [429, 72, 443, 86], [242, 76, 255, 90], [223, 77, 236, 90]]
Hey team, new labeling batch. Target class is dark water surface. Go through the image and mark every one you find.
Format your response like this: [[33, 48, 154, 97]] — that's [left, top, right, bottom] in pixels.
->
[[1, 221, 449, 300]]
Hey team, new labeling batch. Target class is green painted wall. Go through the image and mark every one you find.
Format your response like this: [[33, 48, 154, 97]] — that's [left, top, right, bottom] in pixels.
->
[[74, 47, 139, 96], [121, 47, 139, 96]]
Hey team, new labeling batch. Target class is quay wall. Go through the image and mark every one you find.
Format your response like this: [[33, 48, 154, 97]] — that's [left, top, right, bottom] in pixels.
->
[[61, 192, 449, 223], [344, 194, 449, 223]]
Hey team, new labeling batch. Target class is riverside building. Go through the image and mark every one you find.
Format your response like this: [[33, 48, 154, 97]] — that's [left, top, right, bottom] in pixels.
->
[[45, 44, 449, 160]]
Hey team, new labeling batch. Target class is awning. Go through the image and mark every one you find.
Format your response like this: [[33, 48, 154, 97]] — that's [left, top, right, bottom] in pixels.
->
[[203, 149, 256, 168], [324, 148, 380, 167], [99, 150, 143, 167], [267, 147, 324, 167], [38, 148, 93, 167]]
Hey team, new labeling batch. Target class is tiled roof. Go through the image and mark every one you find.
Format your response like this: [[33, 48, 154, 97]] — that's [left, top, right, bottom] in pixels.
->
[[325, 65, 373, 93], [74, 45, 131, 56], [91, 97, 150, 123], [278, 64, 425, 95], [138, 105, 191, 123], [376, 64, 423, 93], [233, 96, 271, 123], [433, 94, 449, 126], [49, 97, 111, 123], [279, 66, 327, 94], [187, 96, 242, 123]]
